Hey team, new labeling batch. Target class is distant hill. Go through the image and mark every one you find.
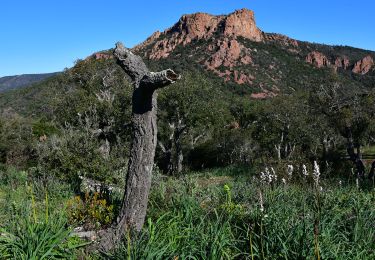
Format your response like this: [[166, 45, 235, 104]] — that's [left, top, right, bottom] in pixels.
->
[[0, 8, 374, 116], [0, 72, 59, 92]]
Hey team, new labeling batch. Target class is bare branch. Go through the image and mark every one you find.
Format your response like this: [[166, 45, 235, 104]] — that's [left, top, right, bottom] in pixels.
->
[[141, 69, 181, 89], [114, 42, 149, 81]]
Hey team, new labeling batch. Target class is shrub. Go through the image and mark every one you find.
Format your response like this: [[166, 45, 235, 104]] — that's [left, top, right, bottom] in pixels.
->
[[66, 192, 114, 229]]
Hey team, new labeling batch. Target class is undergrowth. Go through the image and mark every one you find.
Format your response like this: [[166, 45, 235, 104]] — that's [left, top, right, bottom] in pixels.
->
[[1, 167, 375, 259]]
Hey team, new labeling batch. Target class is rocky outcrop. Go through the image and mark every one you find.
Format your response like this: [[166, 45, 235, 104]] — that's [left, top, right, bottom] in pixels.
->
[[134, 8, 263, 60], [85, 52, 112, 61], [352, 55, 374, 74], [305, 52, 375, 75], [266, 33, 298, 47], [305, 51, 330, 68], [136, 31, 161, 50], [233, 70, 254, 85], [250, 91, 277, 99], [223, 9, 263, 41], [94, 53, 111, 60], [216, 69, 232, 82], [205, 39, 242, 69], [204, 38, 255, 84], [334, 56, 350, 70], [171, 13, 222, 41], [147, 38, 178, 60]]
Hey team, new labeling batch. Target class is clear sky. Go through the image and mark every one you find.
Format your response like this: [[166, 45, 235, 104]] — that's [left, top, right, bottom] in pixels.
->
[[0, 0, 374, 77]]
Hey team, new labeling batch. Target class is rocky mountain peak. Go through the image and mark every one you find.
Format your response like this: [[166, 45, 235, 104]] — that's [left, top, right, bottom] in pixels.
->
[[223, 8, 262, 41], [171, 12, 221, 40], [134, 8, 263, 59], [130, 8, 375, 99]]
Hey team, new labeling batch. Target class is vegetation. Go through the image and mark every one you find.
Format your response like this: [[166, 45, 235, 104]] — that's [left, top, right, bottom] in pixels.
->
[[0, 29, 374, 258], [2, 167, 375, 258]]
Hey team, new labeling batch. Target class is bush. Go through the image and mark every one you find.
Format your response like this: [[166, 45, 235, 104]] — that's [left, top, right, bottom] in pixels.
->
[[66, 192, 114, 230]]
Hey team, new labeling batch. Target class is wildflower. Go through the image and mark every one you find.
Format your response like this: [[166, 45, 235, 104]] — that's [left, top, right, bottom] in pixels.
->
[[260, 171, 268, 183], [302, 164, 308, 176], [313, 161, 320, 185], [260, 167, 277, 184], [260, 167, 271, 184], [259, 190, 264, 213], [339, 180, 342, 186], [223, 184, 230, 193], [282, 178, 287, 184], [265, 167, 272, 183], [270, 167, 277, 182], [287, 165, 294, 177]]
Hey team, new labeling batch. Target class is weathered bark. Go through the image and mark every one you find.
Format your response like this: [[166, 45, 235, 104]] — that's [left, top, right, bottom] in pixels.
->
[[98, 42, 180, 251]]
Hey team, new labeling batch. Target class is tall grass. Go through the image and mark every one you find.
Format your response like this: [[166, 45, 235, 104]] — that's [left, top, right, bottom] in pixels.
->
[[2, 167, 375, 259], [109, 169, 375, 259], [110, 195, 243, 259], [0, 216, 74, 259], [0, 173, 85, 259]]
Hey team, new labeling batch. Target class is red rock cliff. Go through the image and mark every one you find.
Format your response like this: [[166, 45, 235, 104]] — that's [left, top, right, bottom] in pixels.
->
[[305, 51, 330, 68], [223, 9, 263, 41], [352, 55, 374, 74], [134, 8, 263, 59]]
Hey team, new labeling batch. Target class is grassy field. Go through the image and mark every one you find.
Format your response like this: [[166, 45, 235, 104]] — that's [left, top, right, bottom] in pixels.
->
[[1, 167, 375, 259]]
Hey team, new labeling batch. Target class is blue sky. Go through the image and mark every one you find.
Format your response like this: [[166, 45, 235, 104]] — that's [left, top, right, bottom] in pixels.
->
[[0, 0, 374, 77]]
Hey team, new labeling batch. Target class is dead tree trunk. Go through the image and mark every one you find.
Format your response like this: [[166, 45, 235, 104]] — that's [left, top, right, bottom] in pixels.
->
[[98, 42, 180, 251]]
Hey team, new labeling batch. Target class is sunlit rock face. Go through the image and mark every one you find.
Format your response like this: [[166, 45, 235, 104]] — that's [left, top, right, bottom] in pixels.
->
[[352, 55, 374, 75], [134, 8, 263, 60]]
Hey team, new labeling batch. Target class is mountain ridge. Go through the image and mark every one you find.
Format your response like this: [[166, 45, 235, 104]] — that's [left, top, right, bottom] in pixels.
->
[[128, 8, 374, 98], [0, 72, 59, 92], [0, 8, 374, 116]]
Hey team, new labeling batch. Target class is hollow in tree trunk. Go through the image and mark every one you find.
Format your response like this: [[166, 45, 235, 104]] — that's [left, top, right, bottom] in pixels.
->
[[98, 42, 180, 251]]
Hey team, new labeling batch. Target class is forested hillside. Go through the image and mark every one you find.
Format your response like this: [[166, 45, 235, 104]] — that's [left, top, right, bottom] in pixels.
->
[[0, 72, 58, 92]]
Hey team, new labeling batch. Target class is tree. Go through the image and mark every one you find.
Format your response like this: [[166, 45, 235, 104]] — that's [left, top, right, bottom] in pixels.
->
[[98, 43, 180, 250], [35, 57, 133, 188], [252, 94, 320, 161], [312, 84, 375, 178], [157, 71, 231, 174]]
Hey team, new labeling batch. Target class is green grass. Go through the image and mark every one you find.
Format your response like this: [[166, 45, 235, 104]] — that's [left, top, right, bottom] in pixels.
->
[[106, 169, 375, 259], [2, 168, 375, 259], [0, 171, 87, 259]]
